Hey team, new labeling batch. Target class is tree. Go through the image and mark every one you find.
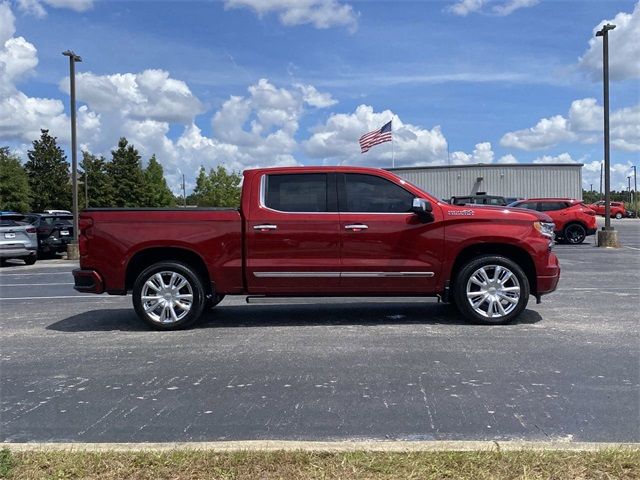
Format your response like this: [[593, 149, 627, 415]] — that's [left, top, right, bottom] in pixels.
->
[[24, 130, 71, 212], [108, 138, 146, 207], [144, 155, 175, 207], [0, 147, 32, 212], [80, 151, 113, 208], [190, 165, 241, 207], [188, 166, 210, 206]]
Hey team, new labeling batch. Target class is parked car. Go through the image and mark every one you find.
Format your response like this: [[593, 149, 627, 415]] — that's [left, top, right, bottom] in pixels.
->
[[508, 198, 597, 244], [449, 194, 507, 206], [587, 200, 626, 219], [74, 166, 560, 330], [0, 212, 38, 265], [24, 213, 74, 256]]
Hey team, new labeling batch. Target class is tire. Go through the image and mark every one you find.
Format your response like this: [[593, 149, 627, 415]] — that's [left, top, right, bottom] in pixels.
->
[[563, 223, 586, 245], [132, 261, 206, 330], [23, 255, 37, 265], [615, 212, 622, 219], [453, 255, 530, 325], [207, 294, 225, 309]]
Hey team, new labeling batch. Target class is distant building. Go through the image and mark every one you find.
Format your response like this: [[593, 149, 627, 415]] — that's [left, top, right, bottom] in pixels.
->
[[388, 163, 584, 201]]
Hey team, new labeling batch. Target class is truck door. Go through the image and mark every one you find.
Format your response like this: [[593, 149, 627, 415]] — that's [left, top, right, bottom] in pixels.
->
[[338, 173, 444, 294], [245, 172, 341, 294]]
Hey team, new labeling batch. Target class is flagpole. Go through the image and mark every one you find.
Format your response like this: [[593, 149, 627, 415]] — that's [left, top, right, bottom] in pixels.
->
[[391, 117, 395, 168]]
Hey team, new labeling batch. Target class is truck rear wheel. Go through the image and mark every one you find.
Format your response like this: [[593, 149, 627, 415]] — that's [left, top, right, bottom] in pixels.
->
[[133, 261, 206, 330], [454, 255, 529, 325]]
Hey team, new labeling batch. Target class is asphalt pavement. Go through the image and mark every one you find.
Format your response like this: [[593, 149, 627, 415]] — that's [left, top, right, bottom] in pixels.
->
[[1, 218, 639, 444]]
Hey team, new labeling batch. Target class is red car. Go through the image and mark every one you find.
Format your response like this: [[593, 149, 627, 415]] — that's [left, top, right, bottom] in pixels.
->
[[508, 198, 597, 244], [587, 200, 626, 219], [74, 167, 560, 329]]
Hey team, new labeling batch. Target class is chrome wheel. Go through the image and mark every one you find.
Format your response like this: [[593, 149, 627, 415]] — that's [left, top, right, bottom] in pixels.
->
[[465, 265, 521, 319], [141, 271, 194, 324]]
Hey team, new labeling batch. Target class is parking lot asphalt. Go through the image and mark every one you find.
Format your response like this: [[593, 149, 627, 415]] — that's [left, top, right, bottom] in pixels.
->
[[1, 218, 639, 444]]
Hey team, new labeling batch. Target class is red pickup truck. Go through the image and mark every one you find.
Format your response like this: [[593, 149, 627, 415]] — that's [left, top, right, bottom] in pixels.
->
[[73, 167, 560, 329]]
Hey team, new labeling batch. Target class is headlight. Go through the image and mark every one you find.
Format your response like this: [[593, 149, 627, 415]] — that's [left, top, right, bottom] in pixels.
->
[[534, 221, 555, 239]]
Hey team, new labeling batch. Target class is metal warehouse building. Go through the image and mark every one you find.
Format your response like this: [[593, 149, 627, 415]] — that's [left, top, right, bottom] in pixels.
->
[[388, 163, 583, 201]]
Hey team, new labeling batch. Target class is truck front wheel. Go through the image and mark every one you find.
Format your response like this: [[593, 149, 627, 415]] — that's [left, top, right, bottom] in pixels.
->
[[133, 261, 206, 330], [454, 255, 530, 325]]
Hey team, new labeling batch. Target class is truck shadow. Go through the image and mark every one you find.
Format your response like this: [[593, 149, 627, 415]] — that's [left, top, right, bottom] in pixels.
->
[[47, 302, 543, 332]]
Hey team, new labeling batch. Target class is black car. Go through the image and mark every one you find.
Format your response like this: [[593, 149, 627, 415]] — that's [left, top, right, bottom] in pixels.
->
[[24, 213, 74, 256]]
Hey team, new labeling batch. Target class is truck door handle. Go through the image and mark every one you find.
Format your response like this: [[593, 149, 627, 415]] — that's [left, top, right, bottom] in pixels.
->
[[345, 224, 368, 231], [254, 224, 278, 231]]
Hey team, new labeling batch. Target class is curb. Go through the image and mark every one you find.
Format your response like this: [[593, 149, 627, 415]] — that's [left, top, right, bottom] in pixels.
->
[[4, 440, 640, 453]]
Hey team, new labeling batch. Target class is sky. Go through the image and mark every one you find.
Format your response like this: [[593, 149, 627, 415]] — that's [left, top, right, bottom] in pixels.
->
[[0, 0, 638, 194]]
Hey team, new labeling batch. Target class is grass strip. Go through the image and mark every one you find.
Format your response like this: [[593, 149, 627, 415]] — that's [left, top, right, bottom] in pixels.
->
[[1, 447, 638, 480]]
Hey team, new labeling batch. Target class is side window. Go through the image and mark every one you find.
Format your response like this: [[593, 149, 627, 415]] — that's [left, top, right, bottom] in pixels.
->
[[343, 174, 414, 213], [518, 202, 538, 210], [264, 174, 328, 212], [539, 202, 567, 211]]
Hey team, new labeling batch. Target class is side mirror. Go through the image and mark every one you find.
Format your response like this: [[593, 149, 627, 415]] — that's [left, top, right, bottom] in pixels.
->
[[411, 197, 432, 213]]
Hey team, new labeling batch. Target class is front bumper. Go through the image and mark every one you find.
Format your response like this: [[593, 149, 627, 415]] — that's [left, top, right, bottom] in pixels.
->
[[586, 227, 597, 236], [73, 269, 104, 293], [536, 252, 560, 296]]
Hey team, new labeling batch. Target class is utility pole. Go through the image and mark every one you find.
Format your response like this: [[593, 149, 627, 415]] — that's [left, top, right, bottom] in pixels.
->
[[628, 176, 632, 204], [62, 50, 82, 259], [182, 174, 186, 207], [84, 169, 88, 208], [599, 162, 603, 198], [595, 23, 618, 247]]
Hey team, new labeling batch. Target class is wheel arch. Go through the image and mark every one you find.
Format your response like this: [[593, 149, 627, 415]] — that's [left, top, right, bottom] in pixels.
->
[[449, 243, 537, 296], [125, 247, 212, 294]]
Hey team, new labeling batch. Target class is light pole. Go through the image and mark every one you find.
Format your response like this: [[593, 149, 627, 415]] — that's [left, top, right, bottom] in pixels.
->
[[62, 49, 82, 259], [628, 176, 632, 204], [595, 23, 618, 247]]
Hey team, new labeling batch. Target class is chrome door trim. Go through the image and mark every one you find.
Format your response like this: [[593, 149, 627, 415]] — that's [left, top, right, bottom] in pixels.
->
[[253, 224, 278, 230], [341, 272, 435, 278], [253, 271, 434, 278], [344, 224, 369, 230], [254, 272, 341, 278]]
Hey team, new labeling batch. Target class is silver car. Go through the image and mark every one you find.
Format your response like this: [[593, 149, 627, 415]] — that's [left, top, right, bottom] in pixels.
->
[[0, 213, 38, 266]]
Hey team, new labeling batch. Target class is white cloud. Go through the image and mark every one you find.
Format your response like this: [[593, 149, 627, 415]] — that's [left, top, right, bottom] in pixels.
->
[[533, 153, 579, 164], [500, 115, 575, 150], [500, 98, 640, 152], [17, 0, 93, 17], [450, 142, 494, 165], [493, 0, 539, 16], [0, 2, 16, 42], [295, 83, 337, 108], [579, 2, 640, 81], [448, 0, 484, 16], [224, 0, 358, 30], [0, 3, 70, 142], [61, 69, 205, 124], [497, 154, 518, 164], [303, 104, 447, 167], [448, 0, 539, 16], [582, 159, 635, 191]]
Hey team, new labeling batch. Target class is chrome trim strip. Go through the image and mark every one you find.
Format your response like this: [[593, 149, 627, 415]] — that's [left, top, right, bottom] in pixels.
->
[[254, 272, 341, 278], [341, 272, 435, 278], [253, 224, 278, 230], [344, 224, 368, 229], [253, 271, 435, 278]]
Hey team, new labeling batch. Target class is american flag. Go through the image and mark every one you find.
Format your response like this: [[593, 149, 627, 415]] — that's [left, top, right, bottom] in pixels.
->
[[359, 120, 392, 153]]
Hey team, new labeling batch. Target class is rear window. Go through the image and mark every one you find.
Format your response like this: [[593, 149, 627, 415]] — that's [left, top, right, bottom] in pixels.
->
[[264, 174, 328, 212]]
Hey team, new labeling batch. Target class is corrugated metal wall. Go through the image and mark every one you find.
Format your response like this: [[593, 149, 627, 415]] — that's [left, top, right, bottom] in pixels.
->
[[389, 164, 583, 200]]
